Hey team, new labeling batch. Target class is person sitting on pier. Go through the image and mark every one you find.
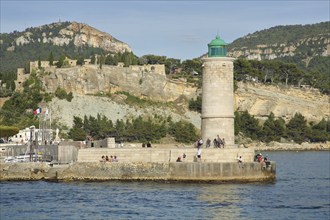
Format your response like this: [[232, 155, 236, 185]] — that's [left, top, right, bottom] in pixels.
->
[[264, 155, 271, 168], [206, 138, 211, 148], [237, 155, 243, 163], [237, 155, 244, 168], [216, 135, 222, 148], [196, 147, 202, 162], [254, 153, 263, 162], [176, 157, 182, 162], [221, 138, 226, 148], [100, 155, 106, 162], [182, 153, 186, 162], [213, 138, 217, 148], [105, 156, 109, 162], [113, 156, 118, 162]]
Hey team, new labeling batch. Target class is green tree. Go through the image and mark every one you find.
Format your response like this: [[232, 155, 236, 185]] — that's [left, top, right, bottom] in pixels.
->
[[99, 55, 105, 69], [260, 112, 286, 142], [0, 125, 19, 139], [48, 52, 54, 66], [56, 55, 65, 68], [188, 95, 202, 113], [237, 111, 262, 140], [38, 56, 41, 69], [10, 80, 16, 91], [68, 116, 86, 141], [286, 113, 308, 144], [168, 120, 197, 143], [307, 119, 330, 142], [76, 56, 85, 66], [234, 111, 241, 135], [66, 92, 73, 102], [91, 54, 96, 64], [181, 59, 202, 75], [55, 87, 67, 99]]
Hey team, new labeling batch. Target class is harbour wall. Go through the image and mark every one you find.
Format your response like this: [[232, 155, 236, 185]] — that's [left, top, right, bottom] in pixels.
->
[[77, 148, 256, 163], [0, 161, 275, 183]]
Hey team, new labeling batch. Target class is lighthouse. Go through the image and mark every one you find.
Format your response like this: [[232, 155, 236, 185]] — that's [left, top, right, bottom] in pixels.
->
[[201, 35, 236, 147]]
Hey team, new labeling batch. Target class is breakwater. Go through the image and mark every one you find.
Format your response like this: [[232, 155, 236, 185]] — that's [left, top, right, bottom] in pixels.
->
[[0, 161, 275, 183]]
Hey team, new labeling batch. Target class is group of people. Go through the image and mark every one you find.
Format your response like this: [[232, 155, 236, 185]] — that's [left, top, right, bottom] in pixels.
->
[[142, 142, 152, 148], [100, 155, 118, 162], [196, 135, 226, 149], [213, 135, 226, 148], [176, 153, 186, 162], [254, 153, 271, 169]]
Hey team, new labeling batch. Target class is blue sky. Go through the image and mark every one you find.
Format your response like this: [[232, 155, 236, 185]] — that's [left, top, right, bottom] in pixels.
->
[[1, 0, 329, 60]]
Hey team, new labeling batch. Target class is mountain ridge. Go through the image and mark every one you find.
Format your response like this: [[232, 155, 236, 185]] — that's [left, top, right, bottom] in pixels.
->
[[0, 21, 132, 73], [227, 22, 329, 68]]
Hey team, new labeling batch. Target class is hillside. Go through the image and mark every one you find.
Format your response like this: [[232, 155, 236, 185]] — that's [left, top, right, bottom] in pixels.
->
[[46, 80, 329, 129], [227, 22, 330, 72], [0, 21, 132, 73], [1, 21, 329, 131]]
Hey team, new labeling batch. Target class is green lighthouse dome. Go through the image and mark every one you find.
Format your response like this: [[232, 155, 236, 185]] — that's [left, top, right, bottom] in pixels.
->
[[208, 35, 227, 57]]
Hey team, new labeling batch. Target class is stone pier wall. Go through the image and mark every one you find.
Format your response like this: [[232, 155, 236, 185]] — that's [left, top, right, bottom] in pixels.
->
[[77, 148, 256, 163], [0, 161, 276, 182]]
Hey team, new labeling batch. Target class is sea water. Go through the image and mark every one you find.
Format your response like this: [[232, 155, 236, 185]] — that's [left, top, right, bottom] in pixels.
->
[[1, 151, 329, 219]]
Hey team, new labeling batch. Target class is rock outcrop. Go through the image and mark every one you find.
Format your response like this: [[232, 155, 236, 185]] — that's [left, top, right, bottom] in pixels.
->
[[235, 82, 329, 122], [227, 22, 330, 62], [46, 71, 329, 128], [228, 36, 330, 61], [9, 21, 131, 54], [43, 64, 198, 102]]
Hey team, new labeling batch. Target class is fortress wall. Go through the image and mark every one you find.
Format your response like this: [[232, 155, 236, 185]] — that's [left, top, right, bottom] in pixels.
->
[[77, 148, 256, 163]]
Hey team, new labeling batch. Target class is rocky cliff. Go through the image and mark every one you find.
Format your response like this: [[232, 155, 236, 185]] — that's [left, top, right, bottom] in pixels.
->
[[42, 64, 198, 102], [0, 21, 132, 73], [235, 82, 329, 122], [8, 21, 131, 54], [227, 22, 330, 65], [45, 67, 329, 128], [228, 36, 329, 62]]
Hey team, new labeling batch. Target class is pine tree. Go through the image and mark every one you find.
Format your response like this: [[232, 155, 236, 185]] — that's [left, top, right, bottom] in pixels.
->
[[286, 113, 308, 144], [48, 52, 54, 66]]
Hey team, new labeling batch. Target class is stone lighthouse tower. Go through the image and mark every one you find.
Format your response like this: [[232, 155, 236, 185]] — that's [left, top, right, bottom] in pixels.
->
[[201, 35, 236, 147]]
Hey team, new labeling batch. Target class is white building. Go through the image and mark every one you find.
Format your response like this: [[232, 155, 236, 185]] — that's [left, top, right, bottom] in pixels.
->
[[10, 126, 53, 144]]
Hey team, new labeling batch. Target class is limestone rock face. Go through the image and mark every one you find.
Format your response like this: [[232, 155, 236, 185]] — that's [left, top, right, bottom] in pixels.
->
[[235, 82, 329, 122], [9, 22, 131, 54], [228, 33, 329, 62], [45, 69, 329, 129], [42, 65, 197, 102]]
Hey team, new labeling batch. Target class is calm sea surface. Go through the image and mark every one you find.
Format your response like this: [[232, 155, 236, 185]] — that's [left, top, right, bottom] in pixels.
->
[[1, 151, 329, 220]]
